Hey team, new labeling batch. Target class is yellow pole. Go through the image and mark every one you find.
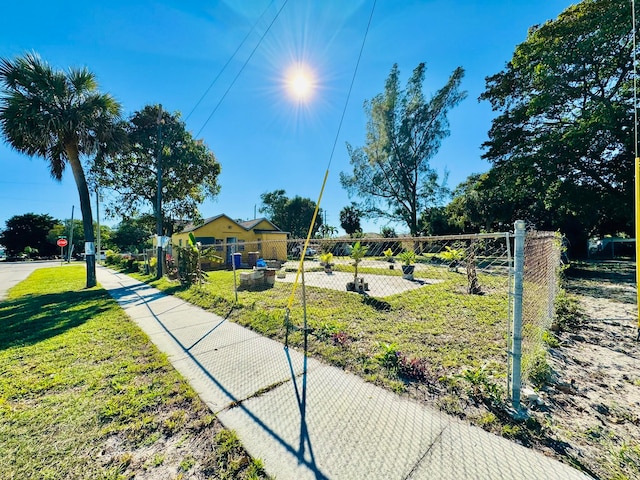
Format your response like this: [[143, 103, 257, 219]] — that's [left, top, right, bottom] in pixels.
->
[[636, 157, 640, 336], [633, 0, 640, 338], [287, 169, 330, 310]]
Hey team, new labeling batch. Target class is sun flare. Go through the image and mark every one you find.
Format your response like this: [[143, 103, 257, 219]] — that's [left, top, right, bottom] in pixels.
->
[[285, 65, 316, 101]]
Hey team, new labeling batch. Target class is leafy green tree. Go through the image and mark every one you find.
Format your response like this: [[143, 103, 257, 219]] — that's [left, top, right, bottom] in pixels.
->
[[419, 206, 457, 236], [380, 226, 396, 238], [339, 203, 363, 237], [0, 53, 121, 286], [259, 189, 323, 238], [95, 105, 221, 233], [317, 224, 338, 238], [49, 220, 83, 257], [111, 217, 153, 253], [49, 221, 114, 256], [340, 62, 466, 235], [0, 213, 58, 256], [479, 0, 636, 255], [444, 173, 509, 233], [97, 224, 114, 250]]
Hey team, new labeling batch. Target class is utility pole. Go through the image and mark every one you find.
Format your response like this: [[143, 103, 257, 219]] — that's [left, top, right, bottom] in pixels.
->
[[68, 206, 75, 263], [156, 104, 164, 279]]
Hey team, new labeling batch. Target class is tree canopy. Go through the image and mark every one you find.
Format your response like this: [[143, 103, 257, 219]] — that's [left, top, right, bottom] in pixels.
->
[[95, 105, 221, 233], [0, 53, 121, 286], [48, 220, 114, 257], [111, 216, 153, 253], [259, 189, 323, 238], [479, 0, 636, 253], [339, 203, 363, 236], [340, 62, 466, 235], [0, 213, 58, 256]]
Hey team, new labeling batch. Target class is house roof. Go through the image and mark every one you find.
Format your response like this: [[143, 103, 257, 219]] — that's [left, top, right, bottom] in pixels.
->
[[179, 215, 284, 234], [238, 218, 279, 230]]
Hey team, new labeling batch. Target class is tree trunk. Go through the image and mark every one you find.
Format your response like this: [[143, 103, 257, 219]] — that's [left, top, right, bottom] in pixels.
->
[[65, 144, 97, 288]]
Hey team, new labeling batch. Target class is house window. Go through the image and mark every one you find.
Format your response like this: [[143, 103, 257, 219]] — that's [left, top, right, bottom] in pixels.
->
[[238, 240, 245, 251], [179, 239, 182, 246], [197, 236, 216, 245], [215, 239, 223, 252]]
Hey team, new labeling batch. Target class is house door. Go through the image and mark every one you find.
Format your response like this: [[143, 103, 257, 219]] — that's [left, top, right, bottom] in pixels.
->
[[226, 237, 237, 265]]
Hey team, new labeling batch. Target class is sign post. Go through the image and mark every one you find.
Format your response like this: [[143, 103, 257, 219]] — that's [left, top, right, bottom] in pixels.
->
[[57, 237, 68, 263]]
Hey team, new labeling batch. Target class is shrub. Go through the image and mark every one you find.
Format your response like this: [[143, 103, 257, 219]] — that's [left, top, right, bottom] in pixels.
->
[[375, 342, 399, 370], [383, 248, 394, 262], [397, 353, 428, 381], [554, 289, 582, 331], [319, 252, 334, 265], [440, 246, 464, 263], [525, 350, 552, 388], [460, 365, 504, 404], [397, 250, 416, 265]]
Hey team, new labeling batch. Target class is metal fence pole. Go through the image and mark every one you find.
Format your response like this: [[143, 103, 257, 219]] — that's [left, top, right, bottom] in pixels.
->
[[510, 220, 526, 412], [505, 232, 513, 404]]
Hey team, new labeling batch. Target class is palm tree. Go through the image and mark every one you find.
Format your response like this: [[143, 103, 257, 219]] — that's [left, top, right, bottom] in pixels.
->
[[0, 53, 121, 287]]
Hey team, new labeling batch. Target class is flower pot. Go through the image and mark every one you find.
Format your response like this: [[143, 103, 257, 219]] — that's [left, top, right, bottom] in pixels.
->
[[347, 277, 368, 292], [401, 264, 415, 280]]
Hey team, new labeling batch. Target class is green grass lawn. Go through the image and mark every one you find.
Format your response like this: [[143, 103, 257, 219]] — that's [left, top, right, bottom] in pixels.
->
[[134, 263, 510, 402], [0, 266, 269, 480]]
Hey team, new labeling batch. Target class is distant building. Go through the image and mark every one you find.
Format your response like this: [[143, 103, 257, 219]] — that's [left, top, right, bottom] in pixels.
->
[[171, 214, 288, 265]]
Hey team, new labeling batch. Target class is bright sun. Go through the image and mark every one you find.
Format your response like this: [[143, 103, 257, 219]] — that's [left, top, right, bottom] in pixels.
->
[[285, 65, 315, 101]]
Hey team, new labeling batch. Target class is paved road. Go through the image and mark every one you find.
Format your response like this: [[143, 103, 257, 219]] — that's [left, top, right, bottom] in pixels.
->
[[0, 260, 66, 300]]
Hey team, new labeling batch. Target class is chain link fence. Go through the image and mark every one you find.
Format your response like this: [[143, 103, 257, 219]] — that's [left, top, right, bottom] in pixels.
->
[[154, 226, 560, 408], [519, 230, 562, 385], [171, 235, 507, 396]]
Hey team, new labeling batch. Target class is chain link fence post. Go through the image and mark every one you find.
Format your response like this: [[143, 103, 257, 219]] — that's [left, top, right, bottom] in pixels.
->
[[510, 220, 526, 412]]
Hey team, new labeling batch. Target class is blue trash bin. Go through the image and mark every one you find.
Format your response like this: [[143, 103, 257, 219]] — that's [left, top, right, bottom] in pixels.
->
[[232, 252, 242, 268]]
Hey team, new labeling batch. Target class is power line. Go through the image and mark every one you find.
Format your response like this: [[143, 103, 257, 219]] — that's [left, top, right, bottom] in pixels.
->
[[325, 0, 377, 172], [184, 0, 277, 122], [286, 0, 377, 309], [196, 0, 289, 137]]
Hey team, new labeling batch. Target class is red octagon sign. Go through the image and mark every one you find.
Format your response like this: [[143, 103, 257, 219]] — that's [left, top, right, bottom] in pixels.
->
[[57, 238, 68, 248]]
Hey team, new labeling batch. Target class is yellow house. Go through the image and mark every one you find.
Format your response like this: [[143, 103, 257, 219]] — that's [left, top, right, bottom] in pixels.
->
[[171, 214, 288, 265]]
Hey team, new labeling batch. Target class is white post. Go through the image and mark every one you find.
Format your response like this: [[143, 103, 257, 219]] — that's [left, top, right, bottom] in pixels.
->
[[96, 188, 101, 265], [510, 220, 526, 412]]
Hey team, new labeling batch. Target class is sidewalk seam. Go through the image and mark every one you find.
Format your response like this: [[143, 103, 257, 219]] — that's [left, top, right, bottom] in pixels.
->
[[403, 426, 447, 480]]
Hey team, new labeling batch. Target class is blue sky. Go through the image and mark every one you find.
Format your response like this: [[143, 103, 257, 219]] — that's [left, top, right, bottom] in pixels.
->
[[0, 0, 575, 235]]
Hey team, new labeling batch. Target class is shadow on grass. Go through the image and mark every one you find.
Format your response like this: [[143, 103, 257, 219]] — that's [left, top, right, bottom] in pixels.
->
[[0, 289, 111, 351], [361, 294, 392, 311]]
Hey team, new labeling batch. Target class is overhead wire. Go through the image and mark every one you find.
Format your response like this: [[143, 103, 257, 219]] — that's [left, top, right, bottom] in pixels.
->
[[195, 0, 290, 137], [286, 0, 378, 310], [184, 0, 277, 122]]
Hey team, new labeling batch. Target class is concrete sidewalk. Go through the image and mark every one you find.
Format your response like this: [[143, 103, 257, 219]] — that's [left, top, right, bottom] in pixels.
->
[[97, 266, 592, 480]]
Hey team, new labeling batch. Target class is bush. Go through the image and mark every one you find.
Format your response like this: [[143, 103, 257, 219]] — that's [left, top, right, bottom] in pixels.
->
[[554, 289, 582, 331], [525, 350, 552, 388]]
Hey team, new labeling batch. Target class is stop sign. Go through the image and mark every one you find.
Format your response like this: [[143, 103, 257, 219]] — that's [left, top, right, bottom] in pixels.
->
[[57, 238, 68, 247]]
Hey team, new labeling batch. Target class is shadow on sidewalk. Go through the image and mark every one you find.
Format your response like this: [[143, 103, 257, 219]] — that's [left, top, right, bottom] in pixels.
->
[[114, 280, 329, 479]]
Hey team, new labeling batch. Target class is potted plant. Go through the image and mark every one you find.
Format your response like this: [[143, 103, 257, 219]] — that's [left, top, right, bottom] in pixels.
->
[[319, 252, 334, 274], [398, 250, 416, 280], [440, 246, 464, 272], [346, 241, 369, 292], [383, 248, 395, 269]]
